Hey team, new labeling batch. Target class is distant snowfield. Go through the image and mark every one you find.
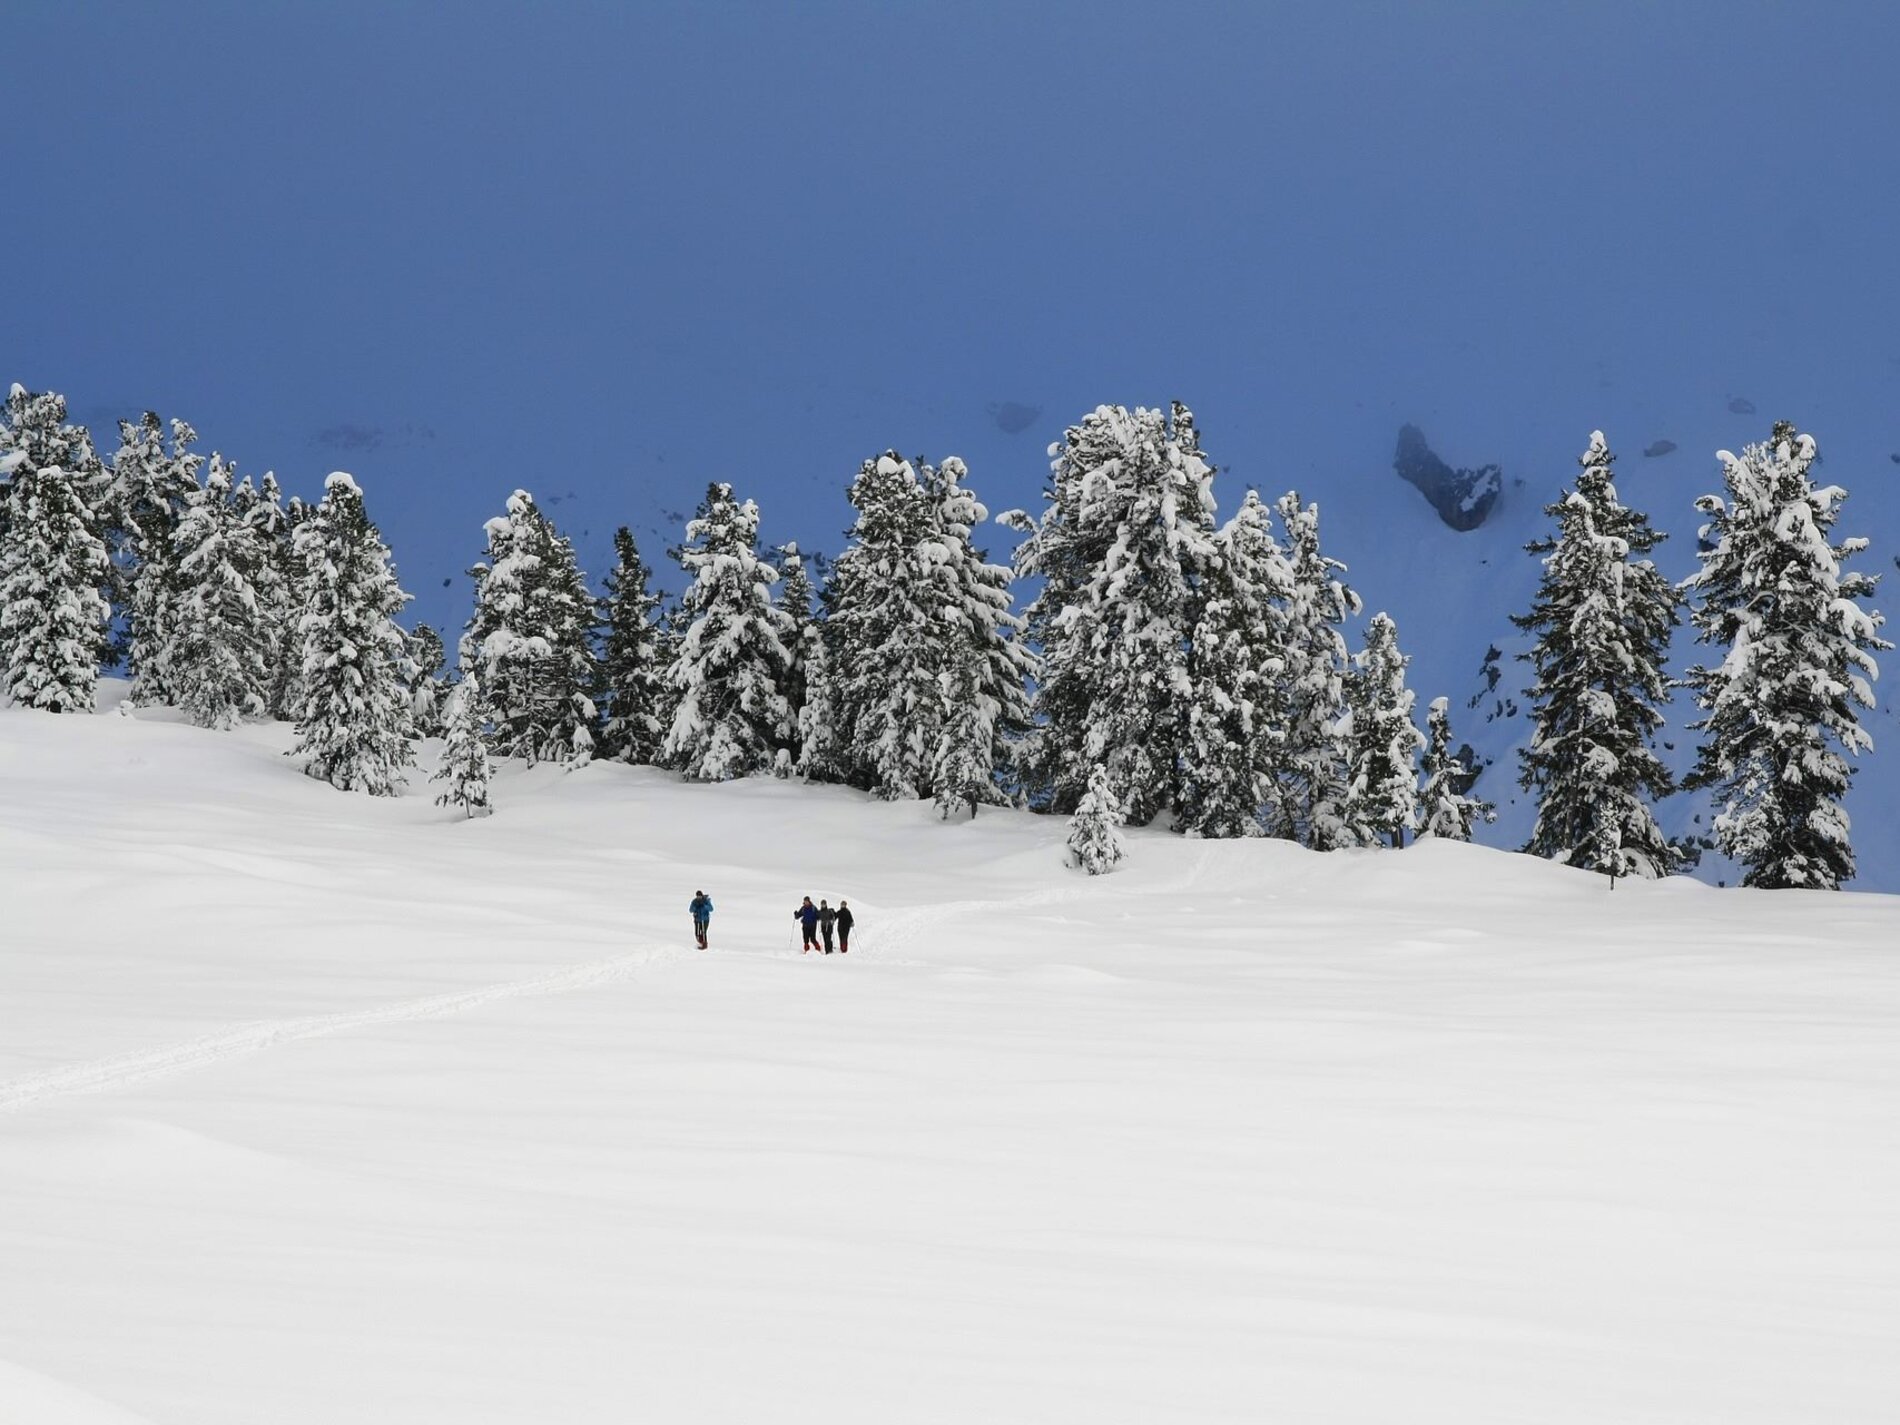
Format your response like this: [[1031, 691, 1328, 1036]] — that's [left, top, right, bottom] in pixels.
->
[[4, 686, 1898, 1424]]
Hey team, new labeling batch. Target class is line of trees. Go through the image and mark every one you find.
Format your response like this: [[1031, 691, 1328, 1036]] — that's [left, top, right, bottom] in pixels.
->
[[1, 383, 1885, 887]]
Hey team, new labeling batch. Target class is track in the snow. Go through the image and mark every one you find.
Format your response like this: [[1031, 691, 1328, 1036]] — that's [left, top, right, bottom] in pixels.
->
[[0, 945, 679, 1114]]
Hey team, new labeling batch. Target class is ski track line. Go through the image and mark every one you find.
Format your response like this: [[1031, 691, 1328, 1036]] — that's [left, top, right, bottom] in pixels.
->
[[0, 944, 681, 1115]]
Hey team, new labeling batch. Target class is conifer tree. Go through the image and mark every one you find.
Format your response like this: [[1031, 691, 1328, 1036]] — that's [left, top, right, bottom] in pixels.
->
[[1, 385, 99, 549], [405, 623, 448, 738], [0, 457, 110, 712], [1417, 696, 1493, 842], [236, 472, 300, 719], [1265, 492, 1361, 847], [1012, 403, 1218, 821], [169, 456, 271, 730], [1513, 431, 1679, 879], [662, 482, 791, 781], [599, 525, 671, 765], [822, 454, 947, 799], [433, 666, 493, 818], [101, 411, 199, 662], [290, 473, 415, 795], [924, 456, 1032, 806], [102, 411, 169, 562], [775, 542, 821, 768], [796, 626, 846, 783], [1340, 612, 1424, 848], [931, 654, 991, 820], [122, 417, 206, 707], [1180, 586, 1261, 839], [275, 495, 320, 721], [460, 490, 600, 766], [1179, 490, 1295, 838], [1065, 764, 1127, 874], [1683, 423, 1889, 888]]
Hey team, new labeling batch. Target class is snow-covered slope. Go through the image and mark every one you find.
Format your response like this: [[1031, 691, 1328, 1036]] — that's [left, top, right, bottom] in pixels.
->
[[1274, 417, 1900, 892], [4, 688, 1899, 1423]]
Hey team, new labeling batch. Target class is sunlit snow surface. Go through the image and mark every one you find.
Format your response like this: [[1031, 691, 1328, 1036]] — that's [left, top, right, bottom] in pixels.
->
[[4, 684, 1898, 1424]]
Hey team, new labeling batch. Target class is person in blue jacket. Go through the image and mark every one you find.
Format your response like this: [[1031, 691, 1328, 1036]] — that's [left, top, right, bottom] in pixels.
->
[[794, 896, 820, 953], [689, 890, 713, 949]]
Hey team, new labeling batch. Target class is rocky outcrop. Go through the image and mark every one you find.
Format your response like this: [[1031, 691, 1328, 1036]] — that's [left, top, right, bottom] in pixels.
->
[[1393, 424, 1501, 531]]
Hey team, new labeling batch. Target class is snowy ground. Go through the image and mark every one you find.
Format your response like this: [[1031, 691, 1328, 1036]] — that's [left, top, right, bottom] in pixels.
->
[[4, 686, 1899, 1424]]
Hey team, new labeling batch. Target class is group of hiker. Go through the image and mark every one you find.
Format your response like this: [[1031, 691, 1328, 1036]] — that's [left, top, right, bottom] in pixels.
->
[[685, 891, 855, 954], [793, 896, 853, 954]]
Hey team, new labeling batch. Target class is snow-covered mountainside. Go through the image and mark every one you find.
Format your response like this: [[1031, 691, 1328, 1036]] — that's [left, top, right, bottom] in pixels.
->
[[1281, 420, 1900, 892], [5, 687, 1898, 1423]]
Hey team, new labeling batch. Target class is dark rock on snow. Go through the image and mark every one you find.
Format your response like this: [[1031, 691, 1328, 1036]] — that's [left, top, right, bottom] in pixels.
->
[[1393, 424, 1501, 531], [1642, 439, 1677, 458], [1728, 396, 1757, 415]]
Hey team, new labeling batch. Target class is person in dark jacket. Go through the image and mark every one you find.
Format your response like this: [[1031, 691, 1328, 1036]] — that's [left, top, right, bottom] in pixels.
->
[[836, 900, 854, 953], [689, 891, 713, 949], [817, 900, 838, 953], [794, 896, 820, 953]]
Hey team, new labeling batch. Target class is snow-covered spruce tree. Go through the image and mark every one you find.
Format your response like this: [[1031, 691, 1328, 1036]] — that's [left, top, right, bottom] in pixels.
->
[[1180, 585, 1259, 839], [1264, 492, 1361, 848], [274, 495, 320, 720], [775, 541, 821, 771], [460, 490, 600, 766], [101, 411, 200, 663], [102, 411, 168, 559], [0, 458, 110, 712], [1683, 423, 1889, 889], [404, 622, 448, 738], [432, 666, 493, 818], [1340, 612, 1424, 848], [1065, 764, 1127, 874], [168, 456, 271, 730], [923, 456, 1033, 808], [821, 454, 950, 798], [795, 612, 845, 783], [290, 473, 415, 795], [1178, 489, 1296, 838], [1170, 592, 1261, 836], [661, 482, 792, 781], [598, 525, 672, 765], [1011, 403, 1218, 821], [931, 653, 991, 820], [1511, 431, 1679, 879], [119, 417, 206, 705], [1, 384, 100, 550], [537, 515, 600, 770], [235, 472, 301, 719], [1417, 696, 1493, 842]]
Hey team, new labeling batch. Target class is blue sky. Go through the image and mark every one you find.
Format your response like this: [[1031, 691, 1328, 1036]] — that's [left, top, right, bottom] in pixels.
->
[[9, 0, 1898, 641]]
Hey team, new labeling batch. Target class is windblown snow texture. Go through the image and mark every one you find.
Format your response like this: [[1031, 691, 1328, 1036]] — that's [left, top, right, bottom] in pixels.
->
[[4, 687, 1898, 1422]]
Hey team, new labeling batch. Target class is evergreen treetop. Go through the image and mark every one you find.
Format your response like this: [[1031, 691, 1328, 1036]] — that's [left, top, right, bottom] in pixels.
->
[[1014, 403, 1219, 822], [1513, 430, 1679, 879], [1683, 423, 1888, 889], [600, 524, 673, 766], [290, 472, 415, 796], [1417, 696, 1494, 842], [461, 489, 600, 766], [1341, 611, 1424, 848], [0, 455, 110, 713], [1266, 491, 1361, 848], [662, 481, 791, 781]]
